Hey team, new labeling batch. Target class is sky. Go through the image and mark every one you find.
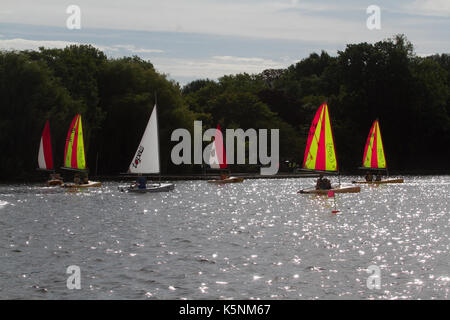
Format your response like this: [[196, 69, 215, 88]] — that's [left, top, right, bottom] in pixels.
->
[[0, 0, 449, 85]]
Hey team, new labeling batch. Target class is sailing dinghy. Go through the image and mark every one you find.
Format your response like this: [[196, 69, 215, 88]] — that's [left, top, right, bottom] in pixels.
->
[[120, 104, 174, 193], [297, 102, 360, 194], [352, 120, 403, 184], [61, 114, 101, 188], [207, 124, 244, 184], [38, 120, 63, 186]]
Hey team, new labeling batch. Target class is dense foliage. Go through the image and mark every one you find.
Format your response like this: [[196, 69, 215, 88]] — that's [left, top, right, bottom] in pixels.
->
[[0, 35, 448, 179]]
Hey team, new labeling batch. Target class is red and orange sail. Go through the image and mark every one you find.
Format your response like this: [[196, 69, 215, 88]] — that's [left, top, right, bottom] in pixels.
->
[[38, 120, 54, 170], [302, 103, 338, 172], [63, 114, 86, 170], [362, 120, 386, 169]]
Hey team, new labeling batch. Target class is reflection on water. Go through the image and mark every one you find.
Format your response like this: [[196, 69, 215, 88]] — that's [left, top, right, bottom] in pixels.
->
[[0, 176, 448, 299]]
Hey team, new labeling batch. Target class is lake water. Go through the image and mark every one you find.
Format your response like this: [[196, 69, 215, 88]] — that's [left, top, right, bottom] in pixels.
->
[[0, 176, 448, 300]]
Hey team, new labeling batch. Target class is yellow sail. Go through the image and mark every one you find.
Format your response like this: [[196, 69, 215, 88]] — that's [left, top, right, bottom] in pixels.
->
[[362, 120, 386, 169], [303, 103, 338, 171], [64, 114, 86, 170]]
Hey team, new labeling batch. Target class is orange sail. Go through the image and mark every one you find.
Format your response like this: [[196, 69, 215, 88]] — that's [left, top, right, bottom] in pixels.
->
[[302, 103, 338, 172], [362, 120, 386, 169]]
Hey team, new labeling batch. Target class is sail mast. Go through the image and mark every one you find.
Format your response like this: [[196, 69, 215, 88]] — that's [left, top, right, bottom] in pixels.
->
[[155, 92, 161, 184], [327, 102, 341, 186]]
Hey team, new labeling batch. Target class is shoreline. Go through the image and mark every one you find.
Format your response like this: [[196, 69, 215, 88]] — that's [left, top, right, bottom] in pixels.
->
[[1, 171, 448, 184]]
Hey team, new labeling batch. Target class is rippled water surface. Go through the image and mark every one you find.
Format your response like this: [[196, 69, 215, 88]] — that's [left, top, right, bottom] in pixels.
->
[[0, 176, 449, 299]]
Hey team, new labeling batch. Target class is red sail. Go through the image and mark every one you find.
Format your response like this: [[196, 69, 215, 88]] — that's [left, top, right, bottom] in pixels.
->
[[215, 124, 227, 169], [38, 120, 54, 170]]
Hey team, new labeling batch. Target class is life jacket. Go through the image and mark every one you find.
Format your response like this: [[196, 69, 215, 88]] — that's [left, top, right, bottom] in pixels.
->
[[137, 176, 147, 189]]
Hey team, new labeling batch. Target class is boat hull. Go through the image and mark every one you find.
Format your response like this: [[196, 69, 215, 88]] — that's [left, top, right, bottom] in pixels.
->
[[352, 179, 404, 184], [47, 179, 63, 187], [121, 183, 175, 193], [62, 181, 102, 188], [207, 177, 244, 184], [298, 186, 361, 195]]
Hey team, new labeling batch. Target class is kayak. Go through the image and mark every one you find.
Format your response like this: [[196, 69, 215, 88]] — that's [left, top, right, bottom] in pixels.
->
[[207, 177, 244, 184], [62, 181, 102, 188], [352, 178, 404, 184], [119, 183, 175, 193], [298, 186, 361, 195]]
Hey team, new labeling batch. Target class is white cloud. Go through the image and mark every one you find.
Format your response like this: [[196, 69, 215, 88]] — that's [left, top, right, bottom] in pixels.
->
[[212, 56, 269, 63], [409, 0, 450, 17], [0, 38, 164, 56], [150, 55, 291, 81], [109, 44, 164, 53], [0, 38, 79, 51]]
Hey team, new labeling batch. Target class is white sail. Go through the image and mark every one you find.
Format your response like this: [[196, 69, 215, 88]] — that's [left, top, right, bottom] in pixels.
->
[[129, 104, 160, 174], [37, 136, 46, 169]]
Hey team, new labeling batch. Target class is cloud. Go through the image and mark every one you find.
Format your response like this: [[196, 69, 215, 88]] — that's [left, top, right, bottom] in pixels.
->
[[0, 0, 379, 44], [0, 38, 164, 56], [0, 38, 131, 54], [149, 55, 290, 82], [112, 44, 164, 54], [212, 56, 270, 63], [0, 1, 448, 50], [409, 0, 450, 17], [0, 38, 78, 51]]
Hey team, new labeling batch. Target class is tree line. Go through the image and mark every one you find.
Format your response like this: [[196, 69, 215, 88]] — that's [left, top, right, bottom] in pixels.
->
[[0, 34, 448, 180]]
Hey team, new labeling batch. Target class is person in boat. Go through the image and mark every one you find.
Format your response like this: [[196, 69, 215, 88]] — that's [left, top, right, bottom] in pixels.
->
[[79, 171, 89, 184], [74, 173, 81, 185], [316, 174, 332, 190], [375, 173, 382, 181], [136, 174, 147, 189], [365, 171, 373, 182], [220, 173, 228, 180]]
